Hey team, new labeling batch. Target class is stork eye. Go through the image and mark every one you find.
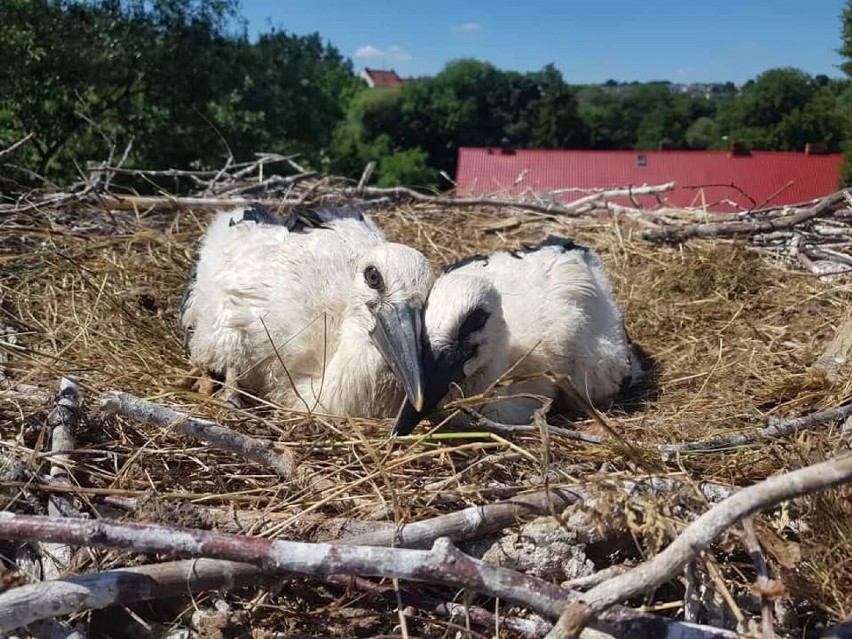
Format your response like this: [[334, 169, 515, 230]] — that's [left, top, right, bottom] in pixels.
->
[[459, 308, 490, 339], [364, 265, 384, 290]]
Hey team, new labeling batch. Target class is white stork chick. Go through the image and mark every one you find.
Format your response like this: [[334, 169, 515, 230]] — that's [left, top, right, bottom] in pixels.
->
[[181, 204, 434, 417], [392, 236, 639, 435]]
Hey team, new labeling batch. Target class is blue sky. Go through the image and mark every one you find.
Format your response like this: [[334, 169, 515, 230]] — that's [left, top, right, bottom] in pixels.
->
[[237, 0, 847, 84]]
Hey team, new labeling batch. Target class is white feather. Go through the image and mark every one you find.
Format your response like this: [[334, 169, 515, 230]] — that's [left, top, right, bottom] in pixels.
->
[[181, 207, 434, 417], [423, 240, 633, 423]]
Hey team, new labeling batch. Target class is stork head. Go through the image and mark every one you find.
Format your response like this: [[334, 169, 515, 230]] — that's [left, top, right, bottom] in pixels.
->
[[391, 272, 508, 436], [353, 243, 435, 412]]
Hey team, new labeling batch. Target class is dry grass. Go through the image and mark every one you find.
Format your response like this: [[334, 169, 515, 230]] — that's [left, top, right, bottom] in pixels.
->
[[2, 198, 852, 637]]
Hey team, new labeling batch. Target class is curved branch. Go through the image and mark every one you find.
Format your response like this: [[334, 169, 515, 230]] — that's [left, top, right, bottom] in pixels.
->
[[99, 391, 296, 480], [546, 454, 852, 639]]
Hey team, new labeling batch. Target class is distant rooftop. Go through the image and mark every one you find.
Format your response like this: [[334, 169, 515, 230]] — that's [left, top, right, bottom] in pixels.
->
[[456, 147, 844, 212], [361, 68, 404, 88]]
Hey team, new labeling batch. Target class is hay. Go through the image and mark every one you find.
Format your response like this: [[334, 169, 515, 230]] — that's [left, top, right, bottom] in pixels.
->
[[2, 173, 852, 637]]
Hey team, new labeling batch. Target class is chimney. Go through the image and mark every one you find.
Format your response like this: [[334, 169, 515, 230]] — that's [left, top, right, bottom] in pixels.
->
[[730, 140, 751, 157], [499, 137, 516, 155], [805, 143, 828, 155]]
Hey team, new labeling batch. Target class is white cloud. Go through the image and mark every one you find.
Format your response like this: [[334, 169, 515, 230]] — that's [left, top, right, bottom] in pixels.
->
[[452, 22, 482, 33], [354, 44, 412, 62]]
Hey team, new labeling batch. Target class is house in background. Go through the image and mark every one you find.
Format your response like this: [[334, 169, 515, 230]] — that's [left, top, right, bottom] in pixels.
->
[[455, 146, 844, 212], [360, 68, 405, 88]]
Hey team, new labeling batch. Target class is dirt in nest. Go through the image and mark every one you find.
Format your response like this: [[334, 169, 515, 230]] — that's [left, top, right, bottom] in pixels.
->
[[2, 198, 852, 636]]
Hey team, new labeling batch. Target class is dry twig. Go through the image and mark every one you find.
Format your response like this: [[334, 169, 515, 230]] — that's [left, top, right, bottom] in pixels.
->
[[39, 378, 82, 580], [642, 191, 848, 242], [348, 182, 674, 219], [471, 401, 852, 455], [0, 133, 35, 162], [545, 454, 852, 639], [98, 391, 295, 480], [0, 515, 740, 639], [741, 518, 777, 639]]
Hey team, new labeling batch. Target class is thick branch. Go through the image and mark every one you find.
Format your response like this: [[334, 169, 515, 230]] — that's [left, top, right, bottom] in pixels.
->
[[347, 183, 674, 219], [0, 517, 740, 639], [340, 487, 586, 548], [0, 558, 264, 631], [98, 391, 295, 480], [0, 517, 569, 621], [642, 190, 848, 242], [40, 378, 82, 580], [546, 454, 852, 639]]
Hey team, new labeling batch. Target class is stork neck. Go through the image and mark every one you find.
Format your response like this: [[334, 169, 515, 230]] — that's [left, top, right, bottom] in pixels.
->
[[320, 314, 401, 417]]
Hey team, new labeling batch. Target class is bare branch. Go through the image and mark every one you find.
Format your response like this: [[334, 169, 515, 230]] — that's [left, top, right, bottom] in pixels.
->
[[741, 519, 776, 639], [642, 191, 848, 242], [345, 183, 674, 219], [0, 558, 264, 631], [40, 378, 82, 580], [98, 391, 295, 480], [0, 515, 741, 639], [470, 401, 852, 455], [340, 487, 586, 547], [0, 133, 35, 162], [546, 454, 852, 639], [658, 402, 852, 455]]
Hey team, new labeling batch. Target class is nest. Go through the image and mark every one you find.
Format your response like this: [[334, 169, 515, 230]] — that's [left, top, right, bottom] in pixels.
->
[[2, 158, 852, 638]]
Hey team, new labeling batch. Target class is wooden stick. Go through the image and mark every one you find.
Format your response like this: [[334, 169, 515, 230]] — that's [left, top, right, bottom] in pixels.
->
[[471, 401, 852, 455], [741, 518, 776, 639], [0, 132, 35, 161], [347, 182, 675, 219], [0, 516, 741, 639], [545, 454, 852, 639], [0, 558, 265, 631], [339, 487, 585, 547], [98, 391, 296, 480], [642, 191, 848, 242], [40, 378, 82, 580]]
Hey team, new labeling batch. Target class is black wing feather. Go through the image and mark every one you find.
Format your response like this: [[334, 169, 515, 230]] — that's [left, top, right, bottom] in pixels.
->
[[229, 203, 368, 233], [442, 254, 489, 273], [517, 235, 588, 255]]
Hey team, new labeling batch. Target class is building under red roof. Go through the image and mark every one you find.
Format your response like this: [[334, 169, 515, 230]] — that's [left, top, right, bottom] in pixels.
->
[[455, 147, 845, 212], [361, 68, 405, 88]]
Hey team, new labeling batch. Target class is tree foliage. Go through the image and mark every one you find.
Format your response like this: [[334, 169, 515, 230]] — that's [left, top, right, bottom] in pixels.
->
[[0, 0, 361, 183], [330, 60, 589, 186], [1, 0, 850, 189]]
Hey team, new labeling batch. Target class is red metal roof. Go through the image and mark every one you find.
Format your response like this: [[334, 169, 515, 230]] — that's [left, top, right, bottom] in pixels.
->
[[363, 68, 404, 88], [456, 148, 845, 212]]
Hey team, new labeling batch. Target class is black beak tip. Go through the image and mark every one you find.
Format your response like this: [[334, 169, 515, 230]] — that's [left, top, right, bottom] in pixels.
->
[[391, 399, 422, 437]]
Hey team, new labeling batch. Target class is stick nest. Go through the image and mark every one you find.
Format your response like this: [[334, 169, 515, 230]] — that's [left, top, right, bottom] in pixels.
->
[[2, 164, 852, 638]]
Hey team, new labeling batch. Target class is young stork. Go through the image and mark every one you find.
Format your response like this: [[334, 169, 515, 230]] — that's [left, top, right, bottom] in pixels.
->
[[180, 204, 433, 417], [392, 236, 638, 435]]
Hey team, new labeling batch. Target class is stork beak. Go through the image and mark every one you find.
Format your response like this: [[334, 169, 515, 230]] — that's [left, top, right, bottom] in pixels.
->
[[391, 343, 462, 436], [371, 300, 426, 412]]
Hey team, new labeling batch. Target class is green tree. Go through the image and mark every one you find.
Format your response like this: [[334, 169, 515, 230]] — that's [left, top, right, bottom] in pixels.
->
[[685, 117, 720, 149], [842, 0, 852, 77], [0, 0, 361, 184], [331, 58, 586, 185], [378, 148, 434, 187], [712, 68, 822, 151]]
